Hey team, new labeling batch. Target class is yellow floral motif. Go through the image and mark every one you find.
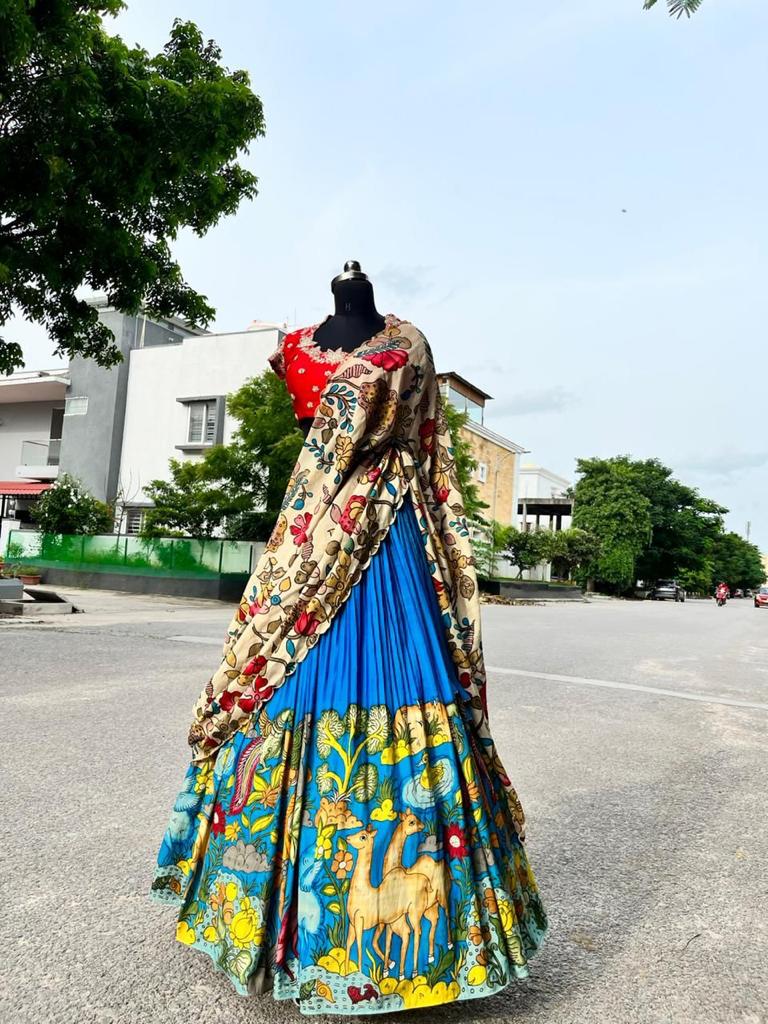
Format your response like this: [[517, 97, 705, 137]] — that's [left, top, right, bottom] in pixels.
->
[[379, 977, 398, 995], [224, 821, 241, 841], [229, 897, 264, 949], [467, 964, 487, 987], [316, 946, 358, 976], [334, 435, 354, 472], [370, 798, 397, 821], [175, 921, 196, 945], [497, 896, 514, 935], [225, 881, 238, 902], [203, 926, 218, 942], [315, 823, 335, 860], [380, 739, 411, 764], [193, 761, 214, 794]]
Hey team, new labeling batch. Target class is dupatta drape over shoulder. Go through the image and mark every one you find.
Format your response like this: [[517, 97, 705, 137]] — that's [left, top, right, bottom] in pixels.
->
[[188, 316, 525, 837]]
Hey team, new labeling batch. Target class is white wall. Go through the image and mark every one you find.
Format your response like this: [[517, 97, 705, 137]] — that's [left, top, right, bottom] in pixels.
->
[[118, 328, 280, 508], [0, 402, 57, 479], [518, 465, 571, 499]]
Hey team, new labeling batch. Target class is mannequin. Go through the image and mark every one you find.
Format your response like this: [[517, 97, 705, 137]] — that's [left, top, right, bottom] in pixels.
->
[[299, 260, 386, 435]]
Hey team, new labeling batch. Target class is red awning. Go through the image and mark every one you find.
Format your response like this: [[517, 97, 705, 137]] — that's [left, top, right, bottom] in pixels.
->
[[0, 481, 52, 497]]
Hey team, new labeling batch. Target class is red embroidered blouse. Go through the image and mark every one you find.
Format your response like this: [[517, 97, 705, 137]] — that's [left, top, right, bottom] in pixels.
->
[[268, 324, 343, 420]]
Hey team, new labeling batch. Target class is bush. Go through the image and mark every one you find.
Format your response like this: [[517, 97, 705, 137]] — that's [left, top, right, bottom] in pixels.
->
[[31, 475, 114, 535]]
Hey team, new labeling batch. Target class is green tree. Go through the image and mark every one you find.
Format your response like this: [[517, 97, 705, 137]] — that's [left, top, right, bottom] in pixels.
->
[[624, 458, 725, 583], [441, 402, 488, 522], [0, 3, 264, 373], [498, 527, 554, 579], [143, 370, 302, 540], [549, 527, 601, 582], [643, 0, 703, 17], [31, 474, 113, 534], [572, 457, 652, 593], [142, 459, 239, 539], [472, 519, 511, 580], [710, 532, 766, 592], [211, 372, 303, 539]]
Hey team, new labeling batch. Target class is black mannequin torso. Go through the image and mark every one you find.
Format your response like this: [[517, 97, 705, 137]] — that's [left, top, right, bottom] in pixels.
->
[[299, 262, 386, 436]]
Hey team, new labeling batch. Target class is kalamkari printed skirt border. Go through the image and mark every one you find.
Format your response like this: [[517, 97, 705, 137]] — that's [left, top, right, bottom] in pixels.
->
[[150, 494, 547, 1014]]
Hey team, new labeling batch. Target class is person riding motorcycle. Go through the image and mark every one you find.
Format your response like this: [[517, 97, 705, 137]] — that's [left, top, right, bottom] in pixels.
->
[[715, 581, 730, 604]]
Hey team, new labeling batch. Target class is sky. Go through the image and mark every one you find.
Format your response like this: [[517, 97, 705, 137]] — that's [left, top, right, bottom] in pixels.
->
[[12, 0, 768, 549]]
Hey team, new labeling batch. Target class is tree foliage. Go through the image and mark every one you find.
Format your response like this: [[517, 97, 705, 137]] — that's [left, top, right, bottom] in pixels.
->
[[549, 527, 601, 582], [143, 369, 302, 540], [0, 2, 264, 373], [497, 526, 554, 579], [643, 0, 704, 17], [572, 457, 653, 592], [31, 473, 113, 534], [710, 532, 766, 592], [142, 458, 239, 539], [441, 401, 488, 522], [626, 458, 725, 582]]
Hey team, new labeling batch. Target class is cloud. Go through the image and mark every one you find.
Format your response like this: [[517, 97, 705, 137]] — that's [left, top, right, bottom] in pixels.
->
[[493, 386, 577, 417], [678, 451, 768, 478], [375, 265, 435, 302]]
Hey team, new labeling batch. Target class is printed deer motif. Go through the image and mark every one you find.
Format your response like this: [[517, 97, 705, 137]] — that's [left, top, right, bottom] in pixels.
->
[[346, 826, 433, 979], [382, 810, 453, 963]]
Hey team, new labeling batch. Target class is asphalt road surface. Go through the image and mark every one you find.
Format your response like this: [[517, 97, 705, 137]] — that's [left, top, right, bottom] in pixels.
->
[[1, 591, 766, 1024]]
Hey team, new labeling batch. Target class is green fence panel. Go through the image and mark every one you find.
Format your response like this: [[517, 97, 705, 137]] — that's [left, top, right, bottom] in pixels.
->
[[4, 529, 259, 579]]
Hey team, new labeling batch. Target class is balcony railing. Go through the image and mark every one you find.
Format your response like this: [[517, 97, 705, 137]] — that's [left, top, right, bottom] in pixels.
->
[[19, 439, 60, 467]]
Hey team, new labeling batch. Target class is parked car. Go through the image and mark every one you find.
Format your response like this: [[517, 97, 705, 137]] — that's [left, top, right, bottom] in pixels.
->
[[648, 579, 686, 602], [732, 588, 744, 599], [754, 586, 768, 609]]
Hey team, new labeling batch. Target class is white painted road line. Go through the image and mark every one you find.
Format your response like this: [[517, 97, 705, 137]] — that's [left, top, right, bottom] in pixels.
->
[[165, 635, 768, 713], [167, 634, 221, 645], [487, 666, 768, 713]]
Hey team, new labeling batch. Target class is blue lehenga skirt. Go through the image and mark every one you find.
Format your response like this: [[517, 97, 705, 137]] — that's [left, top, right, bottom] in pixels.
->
[[151, 494, 547, 1014]]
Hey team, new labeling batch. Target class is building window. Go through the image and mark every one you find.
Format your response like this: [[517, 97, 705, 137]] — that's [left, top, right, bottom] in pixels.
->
[[64, 396, 88, 416], [125, 508, 144, 535], [477, 461, 488, 484], [446, 387, 483, 424], [187, 400, 218, 445]]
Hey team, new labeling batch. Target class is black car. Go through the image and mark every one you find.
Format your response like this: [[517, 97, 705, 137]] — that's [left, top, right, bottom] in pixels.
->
[[648, 579, 686, 602]]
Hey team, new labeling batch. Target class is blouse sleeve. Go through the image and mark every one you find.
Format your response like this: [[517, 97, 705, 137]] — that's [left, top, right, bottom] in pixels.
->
[[267, 335, 286, 379]]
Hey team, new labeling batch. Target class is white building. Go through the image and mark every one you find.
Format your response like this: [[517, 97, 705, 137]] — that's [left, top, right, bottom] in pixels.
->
[[117, 325, 281, 532], [518, 464, 572, 533], [0, 369, 69, 548]]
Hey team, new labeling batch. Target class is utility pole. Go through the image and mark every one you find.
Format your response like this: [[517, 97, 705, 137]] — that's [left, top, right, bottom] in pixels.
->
[[746, 521, 751, 542]]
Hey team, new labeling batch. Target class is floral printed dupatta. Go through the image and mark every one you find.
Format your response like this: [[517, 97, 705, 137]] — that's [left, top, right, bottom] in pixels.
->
[[188, 316, 525, 838]]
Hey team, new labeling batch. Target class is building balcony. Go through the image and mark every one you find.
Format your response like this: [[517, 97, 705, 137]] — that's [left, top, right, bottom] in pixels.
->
[[15, 439, 61, 481]]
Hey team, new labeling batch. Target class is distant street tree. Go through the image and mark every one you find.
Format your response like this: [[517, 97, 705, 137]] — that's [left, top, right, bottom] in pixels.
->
[[0, 2, 264, 373], [142, 459, 238, 539], [32, 474, 113, 534], [498, 526, 554, 580], [643, 0, 703, 17], [549, 527, 601, 582], [710, 532, 766, 592], [572, 457, 652, 593], [625, 458, 725, 583]]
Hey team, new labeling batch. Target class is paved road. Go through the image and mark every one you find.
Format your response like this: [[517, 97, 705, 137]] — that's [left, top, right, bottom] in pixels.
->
[[1, 592, 766, 1024]]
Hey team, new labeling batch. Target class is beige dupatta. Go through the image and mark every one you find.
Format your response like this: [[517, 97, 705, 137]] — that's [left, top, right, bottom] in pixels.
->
[[187, 316, 524, 836]]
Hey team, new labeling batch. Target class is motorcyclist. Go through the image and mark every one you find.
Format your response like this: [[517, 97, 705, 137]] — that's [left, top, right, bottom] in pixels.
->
[[715, 581, 730, 602]]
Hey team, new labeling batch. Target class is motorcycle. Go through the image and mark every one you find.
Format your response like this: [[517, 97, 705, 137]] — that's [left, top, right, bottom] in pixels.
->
[[715, 587, 729, 607]]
